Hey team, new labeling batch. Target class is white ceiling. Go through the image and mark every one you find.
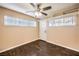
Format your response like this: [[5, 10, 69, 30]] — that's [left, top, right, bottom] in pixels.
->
[[0, 3, 78, 18]]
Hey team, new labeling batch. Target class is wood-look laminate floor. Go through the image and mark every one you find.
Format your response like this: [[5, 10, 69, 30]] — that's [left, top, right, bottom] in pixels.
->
[[0, 40, 79, 56]]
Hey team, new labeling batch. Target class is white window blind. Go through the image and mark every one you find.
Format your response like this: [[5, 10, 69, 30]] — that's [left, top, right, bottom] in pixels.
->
[[4, 16, 36, 27], [48, 15, 76, 27]]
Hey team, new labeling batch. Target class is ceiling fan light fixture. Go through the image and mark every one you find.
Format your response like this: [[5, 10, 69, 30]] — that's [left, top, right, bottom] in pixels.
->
[[35, 11, 42, 18]]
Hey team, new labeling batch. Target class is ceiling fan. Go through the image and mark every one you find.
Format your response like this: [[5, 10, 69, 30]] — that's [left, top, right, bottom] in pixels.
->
[[27, 3, 52, 17]]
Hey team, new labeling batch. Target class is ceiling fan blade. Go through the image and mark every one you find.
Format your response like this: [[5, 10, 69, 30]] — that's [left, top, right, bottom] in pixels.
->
[[41, 12, 47, 16], [43, 6, 52, 11], [30, 3, 35, 7], [37, 3, 41, 9], [26, 11, 36, 13]]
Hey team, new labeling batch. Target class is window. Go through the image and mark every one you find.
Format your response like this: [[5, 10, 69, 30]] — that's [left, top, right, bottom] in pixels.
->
[[4, 16, 36, 27], [48, 16, 76, 27]]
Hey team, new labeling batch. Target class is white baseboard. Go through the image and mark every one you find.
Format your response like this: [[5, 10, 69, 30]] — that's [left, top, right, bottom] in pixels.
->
[[0, 40, 79, 53], [0, 40, 36, 53], [46, 41, 79, 52]]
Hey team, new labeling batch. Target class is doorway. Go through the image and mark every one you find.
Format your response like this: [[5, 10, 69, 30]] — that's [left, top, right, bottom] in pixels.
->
[[39, 20, 47, 40]]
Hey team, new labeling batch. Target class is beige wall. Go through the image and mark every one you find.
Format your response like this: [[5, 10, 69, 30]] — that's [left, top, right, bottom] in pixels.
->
[[0, 7, 38, 52], [46, 13, 79, 51], [0, 6, 79, 53]]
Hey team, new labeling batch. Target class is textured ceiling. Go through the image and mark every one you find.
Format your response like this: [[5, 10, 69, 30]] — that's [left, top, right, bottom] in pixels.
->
[[0, 3, 79, 19]]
